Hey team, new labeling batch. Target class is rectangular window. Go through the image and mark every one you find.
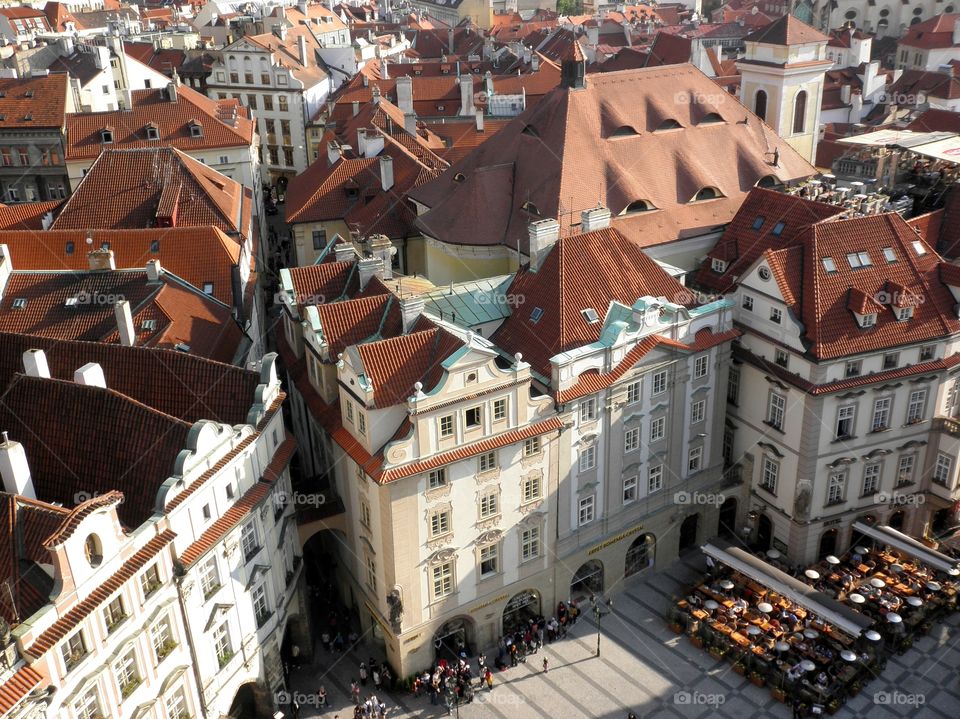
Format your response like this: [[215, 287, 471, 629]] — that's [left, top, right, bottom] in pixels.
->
[[691, 399, 705, 424], [650, 416, 666, 442], [767, 392, 786, 430], [906, 389, 926, 424], [727, 367, 740, 404], [140, 564, 161, 598], [74, 688, 101, 719], [357, 412, 366, 436], [283, 148, 294, 167], [345, 402, 354, 423], [312, 229, 327, 250], [578, 495, 595, 526], [520, 526, 541, 560], [493, 398, 507, 421], [240, 521, 259, 561], [761, 456, 779, 494], [479, 491, 498, 518], [827, 472, 846, 505], [624, 427, 640, 453], [115, 648, 139, 695], [61, 631, 87, 670], [836, 405, 855, 439], [213, 623, 232, 667], [166, 688, 190, 719], [694, 355, 709, 379], [580, 398, 597, 422], [774, 349, 789, 368], [622, 475, 637, 504], [920, 346, 935, 361], [427, 468, 447, 489], [253, 583, 270, 627], [522, 475, 542, 503], [365, 556, 376, 592], [439, 415, 454, 437], [478, 450, 497, 472], [742, 295, 754, 311], [872, 398, 892, 431], [845, 361, 861, 378], [360, 500, 371, 528], [430, 509, 451, 537], [523, 437, 541, 456], [934, 452, 954, 487], [897, 455, 915, 486], [479, 544, 499, 576], [862, 463, 881, 496], [579, 446, 596, 472], [104, 595, 126, 633], [769, 307, 782, 324], [651, 370, 668, 396], [465, 406, 482, 428], [626, 380, 641, 404], [263, 95, 273, 110], [247, 94, 257, 110], [244, 72, 254, 84], [200, 556, 220, 598], [431, 562, 454, 599], [687, 446, 703, 473], [151, 616, 175, 662], [648, 464, 663, 493], [883, 352, 899, 370]]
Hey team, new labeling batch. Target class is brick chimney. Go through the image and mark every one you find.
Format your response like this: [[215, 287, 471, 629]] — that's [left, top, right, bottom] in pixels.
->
[[22, 349, 50, 379], [167, 79, 177, 103], [528, 218, 560, 272], [74, 362, 107, 388], [380, 57, 389, 79], [358, 257, 384, 290], [115, 300, 136, 347], [379, 155, 394, 192], [459, 75, 475, 116], [396, 75, 413, 114], [0, 244, 11, 296], [327, 140, 341, 166], [352, 100, 360, 116], [581, 206, 611, 233], [368, 234, 395, 280], [88, 248, 115, 271], [0, 433, 36, 500], [448, 28, 455, 53], [334, 241, 356, 263], [403, 111, 417, 134], [475, 108, 484, 132], [146, 259, 161, 282], [400, 296, 425, 333], [298, 34, 309, 66]]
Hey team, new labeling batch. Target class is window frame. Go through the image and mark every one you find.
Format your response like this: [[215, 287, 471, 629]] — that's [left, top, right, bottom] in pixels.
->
[[648, 464, 664, 493], [578, 495, 596, 526], [622, 475, 638, 504]]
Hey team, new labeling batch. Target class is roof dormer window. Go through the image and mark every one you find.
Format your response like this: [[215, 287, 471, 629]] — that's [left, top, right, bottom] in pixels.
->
[[897, 306, 914, 321], [581, 308, 600, 324], [101, 128, 113, 144], [882, 247, 897, 263], [858, 313, 877, 328], [189, 121, 203, 138], [655, 119, 682, 131], [711, 258, 727, 273], [822, 256, 837, 273], [692, 187, 720, 202], [912, 240, 927, 256], [145, 123, 159, 140], [610, 124, 639, 138], [699, 112, 724, 124]]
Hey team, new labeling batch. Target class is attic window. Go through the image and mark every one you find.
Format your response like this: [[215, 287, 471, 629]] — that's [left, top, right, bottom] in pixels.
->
[[821, 256, 836, 273], [453, 172, 466, 183], [101, 129, 113, 144], [24, 90, 33, 98], [581, 308, 600, 324], [12, 298, 27, 309], [771, 221, 786, 236], [521, 124, 540, 138], [175, 342, 191, 352], [203, 283, 214, 295], [150, 240, 160, 252], [692, 187, 720, 202], [711, 258, 727, 273], [530, 307, 544, 323], [142, 319, 157, 330], [521, 201, 540, 216], [859, 313, 877, 328], [610, 125, 639, 138], [846, 251, 872, 268], [752, 216, 765, 230], [912, 240, 927, 256], [699, 113, 724, 124], [65, 241, 75, 254], [189, 122, 203, 138], [621, 200, 655, 214], [756, 175, 781, 189], [655, 119, 682, 131], [101, 242, 111, 250], [146, 124, 159, 140], [882, 247, 897, 263], [897, 306, 914, 321]]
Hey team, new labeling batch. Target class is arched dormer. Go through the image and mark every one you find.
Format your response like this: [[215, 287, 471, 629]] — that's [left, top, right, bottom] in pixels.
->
[[609, 125, 639, 138], [619, 200, 656, 215], [654, 118, 682, 131], [691, 187, 722, 202], [698, 112, 724, 125], [756, 175, 781, 189]]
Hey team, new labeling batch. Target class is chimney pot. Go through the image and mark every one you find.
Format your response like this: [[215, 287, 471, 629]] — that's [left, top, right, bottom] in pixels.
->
[[369, 234, 395, 280], [74, 362, 107, 389], [528, 218, 560, 272], [22, 349, 50, 379], [403, 111, 417, 134], [581, 206, 612, 233], [357, 257, 384, 290], [396, 76, 413, 114], [0, 434, 35, 500], [146, 259, 161, 281], [379, 155, 394, 192], [115, 300, 136, 347], [333, 240, 356, 263], [88, 248, 115, 271], [400, 296, 425, 333], [475, 108, 484, 132]]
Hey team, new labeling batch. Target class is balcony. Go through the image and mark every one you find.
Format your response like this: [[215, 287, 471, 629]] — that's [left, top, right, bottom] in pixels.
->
[[933, 417, 960, 437]]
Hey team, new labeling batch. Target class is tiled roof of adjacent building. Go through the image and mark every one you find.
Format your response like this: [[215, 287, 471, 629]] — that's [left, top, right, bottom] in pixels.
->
[[0, 200, 61, 230], [906, 108, 960, 133], [409, 64, 815, 254], [66, 84, 254, 160], [0, 73, 68, 130], [0, 663, 43, 716], [743, 14, 829, 45], [891, 70, 960, 101], [899, 12, 960, 49]]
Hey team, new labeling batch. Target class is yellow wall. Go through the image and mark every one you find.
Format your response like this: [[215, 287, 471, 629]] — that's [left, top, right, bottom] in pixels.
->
[[292, 220, 352, 266], [423, 242, 513, 286]]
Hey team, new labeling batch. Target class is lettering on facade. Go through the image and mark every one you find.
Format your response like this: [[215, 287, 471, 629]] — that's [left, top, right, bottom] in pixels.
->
[[587, 524, 644, 556], [470, 593, 509, 613]]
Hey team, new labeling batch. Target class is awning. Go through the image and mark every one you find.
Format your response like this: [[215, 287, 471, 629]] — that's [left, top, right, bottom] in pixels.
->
[[702, 542, 873, 638], [907, 135, 960, 163], [852, 522, 959, 574], [837, 130, 955, 148]]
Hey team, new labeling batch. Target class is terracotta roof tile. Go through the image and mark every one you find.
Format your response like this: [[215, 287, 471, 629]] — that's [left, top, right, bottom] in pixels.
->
[[0, 201, 61, 230], [0, 664, 43, 716], [744, 14, 829, 45], [899, 13, 960, 49], [906, 108, 960, 133], [0, 74, 67, 130], [315, 294, 402, 357]]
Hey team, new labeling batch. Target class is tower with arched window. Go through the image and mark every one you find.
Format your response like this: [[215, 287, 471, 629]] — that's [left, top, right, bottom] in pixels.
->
[[736, 15, 832, 166]]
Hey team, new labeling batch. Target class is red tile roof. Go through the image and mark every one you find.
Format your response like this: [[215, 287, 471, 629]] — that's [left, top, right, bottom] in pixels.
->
[[409, 64, 815, 255], [65, 85, 254, 160], [0, 74, 68, 130], [744, 14, 829, 45], [24, 530, 176, 657], [899, 13, 960, 49], [492, 226, 694, 380], [0, 200, 61, 230], [891, 70, 960, 101], [938, 185, 960, 258], [906, 108, 960, 133], [645, 32, 692, 66], [315, 294, 402, 357], [0, 664, 43, 716]]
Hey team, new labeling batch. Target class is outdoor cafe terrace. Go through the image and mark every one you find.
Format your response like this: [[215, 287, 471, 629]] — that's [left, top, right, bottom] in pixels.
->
[[667, 526, 960, 714]]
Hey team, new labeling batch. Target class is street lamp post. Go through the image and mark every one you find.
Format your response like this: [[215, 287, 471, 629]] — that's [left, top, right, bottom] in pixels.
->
[[592, 594, 613, 657], [444, 676, 460, 719]]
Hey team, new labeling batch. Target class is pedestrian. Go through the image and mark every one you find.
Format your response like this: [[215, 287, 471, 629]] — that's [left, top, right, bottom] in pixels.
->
[[542, 657, 549, 673], [382, 666, 392, 689], [706, 554, 716, 578], [334, 632, 344, 652], [321, 630, 331, 651], [351, 680, 360, 705], [318, 686, 327, 707], [485, 668, 494, 691], [359, 661, 368, 686], [373, 667, 382, 690], [291, 698, 301, 719]]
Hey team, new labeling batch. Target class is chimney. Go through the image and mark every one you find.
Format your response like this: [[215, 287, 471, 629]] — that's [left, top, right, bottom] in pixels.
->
[[74, 362, 107, 388], [396, 76, 413, 114], [115, 300, 135, 347], [368, 234, 395, 280], [22, 349, 50, 379], [88, 248, 115, 271], [400, 296, 425, 333], [459, 75, 475, 116], [379, 155, 394, 191], [327, 140, 341, 166], [380, 57, 389, 79], [334, 241, 356, 263], [581, 206, 611, 233], [146, 259, 161, 282], [448, 28, 455, 53], [167, 80, 177, 103], [403, 111, 417, 134], [357, 257, 384, 290], [528, 218, 560, 272], [372, 85, 381, 105], [840, 84, 851, 104], [531, 53, 540, 72], [298, 1, 308, 15], [352, 100, 360, 116], [298, 34, 309, 66], [475, 108, 484, 132], [357, 127, 369, 157], [0, 433, 36, 500], [0, 244, 11, 295], [954, 18, 960, 46]]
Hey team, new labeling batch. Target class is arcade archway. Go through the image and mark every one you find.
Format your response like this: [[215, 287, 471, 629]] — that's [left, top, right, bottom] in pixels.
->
[[679, 513, 700, 552], [502, 589, 541, 636], [570, 559, 604, 598], [625, 533, 655, 577], [433, 616, 476, 663]]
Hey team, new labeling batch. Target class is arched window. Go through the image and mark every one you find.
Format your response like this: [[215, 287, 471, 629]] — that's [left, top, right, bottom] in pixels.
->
[[793, 90, 807, 134], [693, 187, 721, 202], [755, 90, 767, 121], [610, 125, 639, 138], [620, 199, 655, 214]]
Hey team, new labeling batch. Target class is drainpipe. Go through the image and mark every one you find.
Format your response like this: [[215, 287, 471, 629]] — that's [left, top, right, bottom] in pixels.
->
[[174, 563, 211, 719]]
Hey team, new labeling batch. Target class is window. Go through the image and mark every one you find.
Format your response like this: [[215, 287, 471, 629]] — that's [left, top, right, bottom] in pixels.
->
[[920, 346, 935, 362], [626, 380, 641, 404], [579, 445, 596, 472], [862, 463, 881, 496], [439, 415, 454, 437], [580, 398, 597, 422], [754, 89, 767, 121], [897, 306, 913, 321], [523, 437, 541, 456], [836, 405, 855, 439], [427, 468, 447, 489], [845, 361, 861, 378], [722, 427, 734, 467], [860, 313, 876, 328], [365, 556, 376, 592], [431, 561, 454, 598], [648, 464, 663, 493], [772, 221, 785, 236], [0, 148, 10, 166], [357, 412, 366, 436], [687, 446, 703, 473], [742, 295, 754, 311], [522, 475, 542, 503], [465, 407, 482, 428], [74, 687, 101, 719], [623, 475, 638, 504], [793, 90, 807, 134], [530, 307, 544, 323], [115, 648, 140, 697], [360, 500, 371, 528], [651, 370, 668, 396], [151, 616, 175, 661], [827, 472, 846, 505], [694, 355, 709, 379], [190, 123, 203, 138], [624, 426, 640, 452], [104, 595, 125, 633], [200, 556, 220, 598], [101, 129, 113, 143], [61, 631, 87, 670], [847, 251, 872, 268], [202, 504, 211, 521], [883, 353, 899, 370], [767, 392, 786, 430], [934, 452, 954, 486], [906, 389, 927, 424], [883, 247, 897, 263], [244, 72, 254, 84], [520, 526, 541, 560], [691, 399, 706, 424], [146, 125, 159, 140], [752, 216, 765, 231], [770, 307, 782, 324], [578, 495, 595, 526], [650, 416, 666, 442], [897, 455, 915, 486], [872, 398, 892, 431], [230, 72, 239, 83], [493, 398, 507, 421], [727, 367, 740, 404], [479, 491, 498, 518], [166, 688, 191, 719], [774, 349, 789, 368], [480, 544, 499, 576], [263, 95, 273, 110], [478, 451, 497, 472], [213, 622, 232, 667], [283, 148, 294, 167], [822, 256, 837, 273], [240, 521, 259, 561], [430, 509, 451, 537], [345, 402, 354, 424], [312, 229, 327, 250], [140, 564, 161, 598], [761, 456, 779, 494], [253, 583, 270, 627], [247, 95, 257, 110], [711, 257, 727, 273]]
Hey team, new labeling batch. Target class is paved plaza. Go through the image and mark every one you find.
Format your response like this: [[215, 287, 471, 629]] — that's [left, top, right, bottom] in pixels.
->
[[287, 554, 960, 719]]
